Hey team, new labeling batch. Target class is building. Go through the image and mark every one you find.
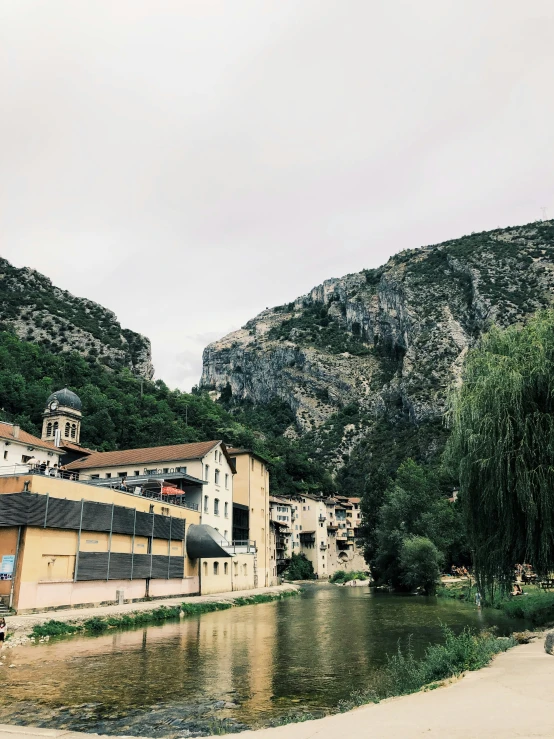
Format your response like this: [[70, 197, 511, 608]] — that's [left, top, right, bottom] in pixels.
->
[[269, 496, 293, 581], [0, 422, 62, 475], [228, 449, 271, 587], [0, 472, 200, 612], [275, 493, 368, 579], [66, 440, 235, 537]]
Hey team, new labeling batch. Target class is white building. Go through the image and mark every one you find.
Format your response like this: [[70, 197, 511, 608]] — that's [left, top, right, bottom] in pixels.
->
[[0, 422, 62, 475], [67, 440, 235, 539]]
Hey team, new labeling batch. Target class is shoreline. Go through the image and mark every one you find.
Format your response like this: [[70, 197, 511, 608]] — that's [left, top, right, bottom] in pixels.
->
[[4, 583, 300, 646]]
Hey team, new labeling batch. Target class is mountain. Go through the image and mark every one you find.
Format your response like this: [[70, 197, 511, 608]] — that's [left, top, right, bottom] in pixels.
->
[[0, 257, 153, 379], [201, 220, 554, 481]]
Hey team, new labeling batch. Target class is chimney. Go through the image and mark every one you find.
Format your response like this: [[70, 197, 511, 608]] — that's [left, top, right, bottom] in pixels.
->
[[13, 425, 20, 440]]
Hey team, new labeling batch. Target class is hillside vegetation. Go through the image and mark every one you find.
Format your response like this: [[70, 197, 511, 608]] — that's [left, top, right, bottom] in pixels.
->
[[0, 331, 332, 497]]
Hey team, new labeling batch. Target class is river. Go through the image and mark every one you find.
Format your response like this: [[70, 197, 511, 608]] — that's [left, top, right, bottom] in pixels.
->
[[0, 584, 522, 737]]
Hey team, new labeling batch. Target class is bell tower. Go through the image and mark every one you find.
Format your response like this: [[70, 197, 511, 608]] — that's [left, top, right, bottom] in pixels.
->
[[42, 388, 83, 445]]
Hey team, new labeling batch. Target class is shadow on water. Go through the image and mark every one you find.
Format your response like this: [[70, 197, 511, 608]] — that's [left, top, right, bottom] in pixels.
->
[[0, 584, 523, 737]]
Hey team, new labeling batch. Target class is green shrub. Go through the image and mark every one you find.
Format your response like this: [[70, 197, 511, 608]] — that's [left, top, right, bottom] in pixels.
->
[[31, 620, 78, 637], [330, 570, 368, 584], [399, 536, 443, 595], [283, 553, 315, 580]]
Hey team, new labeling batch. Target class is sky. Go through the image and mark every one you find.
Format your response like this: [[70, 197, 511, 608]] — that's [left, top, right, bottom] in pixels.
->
[[1, 1, 554, 390]]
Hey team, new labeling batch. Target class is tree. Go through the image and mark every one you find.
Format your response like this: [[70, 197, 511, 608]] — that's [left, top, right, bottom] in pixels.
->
[[372, 459, 460, 588], [447, 310, 554, 597], [283, 553, 315, 580], [399, 536, 442, 595]]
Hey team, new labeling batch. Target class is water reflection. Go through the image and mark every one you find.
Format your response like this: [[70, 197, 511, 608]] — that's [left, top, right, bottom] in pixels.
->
[[0, 585, 522, 736]]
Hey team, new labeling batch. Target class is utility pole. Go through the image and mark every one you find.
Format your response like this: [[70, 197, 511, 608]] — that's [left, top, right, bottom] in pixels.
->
[[541, 207, 548, 221]]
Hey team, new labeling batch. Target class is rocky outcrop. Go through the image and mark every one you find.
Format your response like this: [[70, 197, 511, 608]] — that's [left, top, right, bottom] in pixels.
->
[[0, 258, 154, 379], [202, 221, 554, 462]]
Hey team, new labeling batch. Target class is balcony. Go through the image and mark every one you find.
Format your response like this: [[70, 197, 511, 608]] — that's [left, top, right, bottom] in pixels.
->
[[318, 514, 326, 523], [319, 542, 327, 550]]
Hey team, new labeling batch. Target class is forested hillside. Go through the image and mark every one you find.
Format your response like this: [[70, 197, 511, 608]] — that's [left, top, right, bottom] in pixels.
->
[[0, 257, 153, 378], [0, 331, 331, 497]]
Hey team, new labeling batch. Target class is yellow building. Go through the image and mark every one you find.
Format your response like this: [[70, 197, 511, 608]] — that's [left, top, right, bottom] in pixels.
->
[[228, 449, 273, 586], [0, 473, 201, 613]]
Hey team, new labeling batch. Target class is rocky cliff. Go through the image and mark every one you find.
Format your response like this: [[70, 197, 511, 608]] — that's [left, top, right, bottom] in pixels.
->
[[202, 221, 554, 466], [0, 257, 154, 379]]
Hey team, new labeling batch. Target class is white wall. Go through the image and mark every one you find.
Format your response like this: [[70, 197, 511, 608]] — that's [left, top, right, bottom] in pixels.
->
[[0, 439, 61, 475]]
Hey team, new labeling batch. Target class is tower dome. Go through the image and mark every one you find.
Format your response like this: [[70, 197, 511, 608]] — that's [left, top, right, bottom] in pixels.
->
[[46, 388, 82, 411]]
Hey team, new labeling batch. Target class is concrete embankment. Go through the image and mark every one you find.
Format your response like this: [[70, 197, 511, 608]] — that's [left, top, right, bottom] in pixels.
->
[[5, 583, 299, 640]]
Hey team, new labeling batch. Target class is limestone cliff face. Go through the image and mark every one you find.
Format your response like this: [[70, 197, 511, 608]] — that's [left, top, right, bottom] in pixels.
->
[[0, 257, 154, 379], [202, 221, 554, 459]]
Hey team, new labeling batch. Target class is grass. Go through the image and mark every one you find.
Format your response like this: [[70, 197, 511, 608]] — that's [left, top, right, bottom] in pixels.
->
[[496, 589, 554, 625], [337, 626, 516, 712], [30, 590, 299, 639]]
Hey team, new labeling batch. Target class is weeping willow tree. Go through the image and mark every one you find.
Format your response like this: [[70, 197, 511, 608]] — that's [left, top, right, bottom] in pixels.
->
[[446, 311, 554, 599]]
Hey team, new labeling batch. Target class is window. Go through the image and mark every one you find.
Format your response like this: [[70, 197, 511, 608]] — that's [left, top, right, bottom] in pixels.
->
[[214, 498, 220, 515], [234, 561, 238, 575], [161, 506, 170, 516], [215, 469, 220, 485], [225, 474, 229, 489], [118, 472, 128, 478], [224, 502, 228, 518], [213, 561, 219, 575], [203, 562, 208, 576], [70, 424, 76, 439], [90, 474, 99, 479], [224, 562, 228, 575], [53, 421, 59, 435], [204, 495, 209, 513], [65, 422, 70, 438], [204, 465, 209, 481], [21, 455, 32, 463], [134, 471, 140, 476], [243, 563, 248, 575], [105, 473, 112, 479], [46, 422, 52, 437], [224, 530, 228, 539], [163, 468, 168, 473], [251, 458, 254, 471], [3, 451, 7, 460]]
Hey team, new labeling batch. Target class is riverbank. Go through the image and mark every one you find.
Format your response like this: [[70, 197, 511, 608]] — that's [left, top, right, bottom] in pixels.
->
[[5, 583, 300, 643]]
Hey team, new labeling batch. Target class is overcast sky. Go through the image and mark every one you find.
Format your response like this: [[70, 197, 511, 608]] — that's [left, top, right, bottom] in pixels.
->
[[2, 1, 553, 390]]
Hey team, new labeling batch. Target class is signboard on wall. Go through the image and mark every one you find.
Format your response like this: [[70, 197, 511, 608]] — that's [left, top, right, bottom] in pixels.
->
[[0, 555, 15, 581]]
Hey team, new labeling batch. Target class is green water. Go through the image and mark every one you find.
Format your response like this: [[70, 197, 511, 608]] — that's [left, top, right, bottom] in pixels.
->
[[0, 584, 522, 737]]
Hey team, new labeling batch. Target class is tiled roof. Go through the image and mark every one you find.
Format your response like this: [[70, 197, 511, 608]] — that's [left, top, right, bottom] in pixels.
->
[[66, 440, 221, 470], [0, 423, 60, 453], [59, 441, 94, 454]]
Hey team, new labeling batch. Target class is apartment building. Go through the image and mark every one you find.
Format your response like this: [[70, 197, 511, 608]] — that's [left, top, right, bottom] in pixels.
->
[[277, 493, 367, 578], [269, 496, 293, 581], [0, 422, 62, 475], [67, 440, 235, 537], [228, 448, 271, 586]]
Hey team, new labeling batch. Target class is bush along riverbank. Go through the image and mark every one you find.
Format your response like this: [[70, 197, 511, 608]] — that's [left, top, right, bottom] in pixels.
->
[[28, 590, 300, 640], [338, 626, 516, 711], [263, 626, 518, 727]]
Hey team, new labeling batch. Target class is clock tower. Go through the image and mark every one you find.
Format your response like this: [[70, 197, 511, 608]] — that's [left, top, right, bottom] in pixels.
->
[[41, 388, 83, 445]]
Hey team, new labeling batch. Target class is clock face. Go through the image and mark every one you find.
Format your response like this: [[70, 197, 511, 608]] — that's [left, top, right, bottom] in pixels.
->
[[50, 401, 59, 411]]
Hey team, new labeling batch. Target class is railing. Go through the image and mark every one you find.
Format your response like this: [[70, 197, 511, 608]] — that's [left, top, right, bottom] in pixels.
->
[[0, 466, 200, 511], [224, 539, 257, 554], [318, 514, 326, 522]]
